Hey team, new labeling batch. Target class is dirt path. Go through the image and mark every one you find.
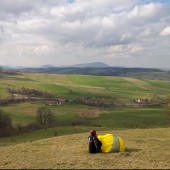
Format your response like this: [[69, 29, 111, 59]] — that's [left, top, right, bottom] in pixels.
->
[[0, 128, 169, 169]]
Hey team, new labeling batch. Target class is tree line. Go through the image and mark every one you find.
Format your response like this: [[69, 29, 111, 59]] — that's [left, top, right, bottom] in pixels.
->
[[8, 87, 55, 98]]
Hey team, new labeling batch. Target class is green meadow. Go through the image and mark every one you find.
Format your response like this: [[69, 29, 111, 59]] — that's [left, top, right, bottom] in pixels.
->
[[88, 107, 170, 129], [0, 72, 170, 145], [1, 73, 170, 100], [3, 102, 169, 129]]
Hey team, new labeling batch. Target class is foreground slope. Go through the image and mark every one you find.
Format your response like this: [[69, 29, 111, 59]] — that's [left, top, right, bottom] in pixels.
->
[[0, 128, 169, 169]]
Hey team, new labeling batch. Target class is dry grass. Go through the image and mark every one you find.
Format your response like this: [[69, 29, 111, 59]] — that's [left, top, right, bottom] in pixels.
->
[[0, 128, 170, 169], [77, 108, 102, 118], [124, 77, 152, 90]]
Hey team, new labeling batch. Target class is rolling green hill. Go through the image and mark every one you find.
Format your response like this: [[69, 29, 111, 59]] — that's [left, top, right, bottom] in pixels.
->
[[18, 66, 170, 80], [1, 72, 170, 100], [0, 72, 170, 145]]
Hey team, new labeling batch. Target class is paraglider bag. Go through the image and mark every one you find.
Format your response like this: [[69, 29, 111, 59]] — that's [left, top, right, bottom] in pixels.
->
[[98, 134, 125, 153]]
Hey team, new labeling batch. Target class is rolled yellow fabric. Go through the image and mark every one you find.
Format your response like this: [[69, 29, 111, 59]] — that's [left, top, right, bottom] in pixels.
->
[[98, 134, 125, 153]]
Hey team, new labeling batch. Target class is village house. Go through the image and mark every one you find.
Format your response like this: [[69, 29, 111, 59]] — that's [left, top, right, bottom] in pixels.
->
[[45, 99, 65, 106]]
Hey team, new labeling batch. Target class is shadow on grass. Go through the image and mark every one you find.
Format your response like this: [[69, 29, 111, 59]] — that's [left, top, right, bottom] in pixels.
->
[[84, 148, 142, 155], [125, 147, 142, 153]]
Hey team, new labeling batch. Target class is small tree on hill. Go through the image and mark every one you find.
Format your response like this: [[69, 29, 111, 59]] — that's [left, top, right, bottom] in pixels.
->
[[36, 106, 54, 125], [0, 110, 12, 136], [0, 110, 12, 129]]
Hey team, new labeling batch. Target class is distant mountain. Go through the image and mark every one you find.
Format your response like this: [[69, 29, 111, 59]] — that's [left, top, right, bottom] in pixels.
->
[[0, 65, 12, 69], [68, 62, 110, 68], [41, 64, 55, 68], [11, 61, 170, 80], [18, 66, 164, 77], [0, 65, 25, 70]]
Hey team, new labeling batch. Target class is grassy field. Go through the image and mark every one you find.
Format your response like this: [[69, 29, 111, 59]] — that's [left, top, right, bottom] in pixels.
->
[[1, 102, 170, 129], [88, 107, 170, 129], [0, 128, 169, 169], [0, 72, 170, 169], [0, 72, 170, 128], [1, 73, 170, 100], [1, 104, 169, 147], [0, 125, 107, 147]]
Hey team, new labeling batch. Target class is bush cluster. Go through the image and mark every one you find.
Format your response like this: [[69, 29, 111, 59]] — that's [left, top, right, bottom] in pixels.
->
[[0, 110, 13, 137]]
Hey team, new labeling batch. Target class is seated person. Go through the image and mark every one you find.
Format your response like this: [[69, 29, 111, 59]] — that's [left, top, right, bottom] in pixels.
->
[[88, 130, 102, 153]]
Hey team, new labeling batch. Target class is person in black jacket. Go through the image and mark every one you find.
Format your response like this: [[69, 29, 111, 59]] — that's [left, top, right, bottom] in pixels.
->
[[88, 130, 102, 153]]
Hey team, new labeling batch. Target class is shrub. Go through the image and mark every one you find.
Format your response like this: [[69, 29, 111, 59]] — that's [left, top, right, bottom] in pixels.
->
[[0, 110, 13, 137], [36, 106, 55, 125]]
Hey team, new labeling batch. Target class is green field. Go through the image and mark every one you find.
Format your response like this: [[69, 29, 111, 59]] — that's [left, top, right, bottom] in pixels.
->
[[1, 73, 170, 99], [2, 102, 169, 128], [88, 108, 170, 128], [0, 72, 170, 145]]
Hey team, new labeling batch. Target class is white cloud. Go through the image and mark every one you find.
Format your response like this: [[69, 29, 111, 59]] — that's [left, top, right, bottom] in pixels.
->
[[34, 44, 51, 55], [128, 3, 164, 18], [0, 0, 170, 68], [160, 26, 170, 36], [128, 44, 143, 54]]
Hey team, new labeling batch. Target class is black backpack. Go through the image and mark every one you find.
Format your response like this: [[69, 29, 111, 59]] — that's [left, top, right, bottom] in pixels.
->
[[88, 135, 102, 153]]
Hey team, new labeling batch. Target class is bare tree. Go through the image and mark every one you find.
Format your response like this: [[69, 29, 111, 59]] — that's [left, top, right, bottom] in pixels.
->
[[0, 110, 12, 129], [0, 110, 12, 136], [36, 107, 54, 125]]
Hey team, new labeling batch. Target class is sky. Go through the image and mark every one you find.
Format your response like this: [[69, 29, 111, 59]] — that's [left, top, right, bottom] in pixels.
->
[[0, 0, 170, 68]]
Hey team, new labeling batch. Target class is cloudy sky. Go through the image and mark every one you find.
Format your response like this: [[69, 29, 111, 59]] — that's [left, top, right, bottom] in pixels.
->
[[0, 0, 170, 68]]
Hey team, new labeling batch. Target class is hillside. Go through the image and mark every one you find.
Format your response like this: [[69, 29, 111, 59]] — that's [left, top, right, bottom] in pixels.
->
[[0, 128, 169, 169], [0, 72, 170, 169], [0, 72, 170, 130], [1, 72, 170, 104], [16, 66, 170, 80]]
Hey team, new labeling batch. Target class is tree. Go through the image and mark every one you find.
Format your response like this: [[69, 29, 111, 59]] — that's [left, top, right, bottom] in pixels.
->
[[0, 110, 12, 129], [0, 110, 12, 136], [36, 107, 54, 125]]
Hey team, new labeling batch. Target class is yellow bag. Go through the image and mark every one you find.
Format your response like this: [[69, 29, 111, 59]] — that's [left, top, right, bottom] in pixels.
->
[[98, 134, 125, 153]]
